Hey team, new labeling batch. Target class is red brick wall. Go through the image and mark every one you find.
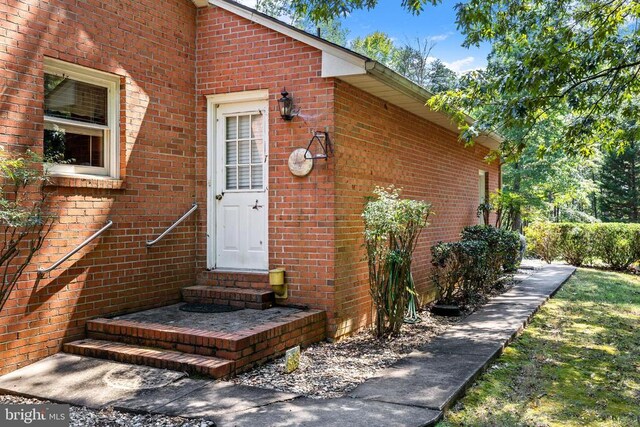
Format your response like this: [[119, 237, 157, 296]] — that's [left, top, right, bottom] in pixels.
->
[[195, 6, 338, 326], [0, 0, 198, 374], [333, 80, 500, 338]]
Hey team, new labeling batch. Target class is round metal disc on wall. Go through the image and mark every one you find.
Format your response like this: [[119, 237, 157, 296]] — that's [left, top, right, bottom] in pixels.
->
[[288, 148, 313, 177]]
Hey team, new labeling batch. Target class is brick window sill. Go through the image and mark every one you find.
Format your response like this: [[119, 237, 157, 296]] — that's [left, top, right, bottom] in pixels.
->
[[46, 175, 126, 190]]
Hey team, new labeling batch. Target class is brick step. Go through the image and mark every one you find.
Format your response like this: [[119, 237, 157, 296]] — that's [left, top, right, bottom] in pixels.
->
[[196, 270, 269, 290], [63, 339, 234, 379], [182, 285, 274, 310], [85, 307, 326, 373]]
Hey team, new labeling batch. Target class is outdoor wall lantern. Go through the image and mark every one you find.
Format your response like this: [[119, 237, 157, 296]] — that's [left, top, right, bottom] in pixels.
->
[[278, 88, 298, 120]]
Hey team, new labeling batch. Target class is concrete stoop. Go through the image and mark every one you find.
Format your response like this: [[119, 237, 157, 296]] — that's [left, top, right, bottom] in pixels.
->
[[63, 269, 326, 379]]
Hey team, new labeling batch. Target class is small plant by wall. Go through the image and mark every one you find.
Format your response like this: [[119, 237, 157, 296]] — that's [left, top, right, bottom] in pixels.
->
[[362, 187, 432, 338], [431, 225, 521, 308], [525, 222, 640, 270], [0, 150, 55, 311]]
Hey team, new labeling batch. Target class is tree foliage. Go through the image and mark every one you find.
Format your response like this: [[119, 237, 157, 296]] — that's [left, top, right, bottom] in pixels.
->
[[600, 141, 640, 222], [289, 0, 439, 23], [0, 150, 55, 310], [256, 0, 349, 45]]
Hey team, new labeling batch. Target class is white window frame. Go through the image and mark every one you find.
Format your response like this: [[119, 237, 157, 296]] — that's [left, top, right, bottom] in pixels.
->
[[43, 58, 120, 178], [478, 170, 488, 225]]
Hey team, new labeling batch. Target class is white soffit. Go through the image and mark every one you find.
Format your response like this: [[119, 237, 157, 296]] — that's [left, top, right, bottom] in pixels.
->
[[192, 0, 208, 7], [207, 0, 501, 150]]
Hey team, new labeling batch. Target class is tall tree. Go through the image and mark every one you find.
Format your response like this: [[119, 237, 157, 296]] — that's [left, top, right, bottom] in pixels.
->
[[600, 142, 640, 222], [424, 59, 458, 93], [350, 31, 397, 64], [390, 39, 434, 88]]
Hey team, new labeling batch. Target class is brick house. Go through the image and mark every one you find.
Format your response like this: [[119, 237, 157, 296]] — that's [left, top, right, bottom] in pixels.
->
[[0, 0, 500, 375]]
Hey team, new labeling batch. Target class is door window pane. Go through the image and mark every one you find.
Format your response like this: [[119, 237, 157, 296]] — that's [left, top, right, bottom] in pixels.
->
[[224, 113, 264, 191]]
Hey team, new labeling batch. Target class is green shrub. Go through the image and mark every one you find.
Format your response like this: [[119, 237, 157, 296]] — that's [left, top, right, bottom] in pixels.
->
[[524, 222, 561, 263], [525, 222, 640, 270], [431, 240, 490, 306], [363, 187, 433, 337], [461, 225, 521, 277], [591, 224, 640, 270], [557, 224, 593, 267]]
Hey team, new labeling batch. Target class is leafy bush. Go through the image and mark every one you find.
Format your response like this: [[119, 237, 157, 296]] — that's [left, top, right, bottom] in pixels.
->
[[431, 240, 489, 306], [461, 225, 521, 276], [591, 224, 640, 270], [525, 222, 561, 263], [430, 225, 519, 308], [557, 224, 593, 266], [525, 222, 640, 270], [363, 187, 432, 337]]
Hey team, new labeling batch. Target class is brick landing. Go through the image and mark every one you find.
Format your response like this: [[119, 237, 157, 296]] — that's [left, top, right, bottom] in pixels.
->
[[196, 270, 269, 290], [182, 285, 274, 310], [64, 304, 326, 378]]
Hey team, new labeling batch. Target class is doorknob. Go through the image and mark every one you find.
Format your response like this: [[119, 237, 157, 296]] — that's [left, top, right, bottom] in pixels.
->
[[215, 192, 224, 200]]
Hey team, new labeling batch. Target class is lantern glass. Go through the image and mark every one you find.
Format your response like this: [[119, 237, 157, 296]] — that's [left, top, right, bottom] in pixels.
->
[[278, 89, 294, 120]]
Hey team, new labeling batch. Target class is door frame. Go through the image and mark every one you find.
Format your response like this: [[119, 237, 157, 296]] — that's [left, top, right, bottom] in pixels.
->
[[206, 90, 270, 270]]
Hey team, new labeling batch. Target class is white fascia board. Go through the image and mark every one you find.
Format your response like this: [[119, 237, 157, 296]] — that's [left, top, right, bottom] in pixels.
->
[[321, 51, 366, 78], [192, 0, 208, 7], [208, 0, 366, 69]]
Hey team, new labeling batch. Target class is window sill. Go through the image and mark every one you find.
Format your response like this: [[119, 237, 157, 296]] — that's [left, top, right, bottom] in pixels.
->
[[46, 175, 125, 190]]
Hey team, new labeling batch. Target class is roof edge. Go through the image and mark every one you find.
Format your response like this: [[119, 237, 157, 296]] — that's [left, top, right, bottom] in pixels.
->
[[365, 62, 503, 148]]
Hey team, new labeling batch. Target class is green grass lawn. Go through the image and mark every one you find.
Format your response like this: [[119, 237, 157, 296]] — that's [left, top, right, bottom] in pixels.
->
[[439, 268, 640, 427]]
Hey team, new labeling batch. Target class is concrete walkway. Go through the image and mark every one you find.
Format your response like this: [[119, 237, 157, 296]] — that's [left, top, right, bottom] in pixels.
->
[[0, 264, 575, 427]]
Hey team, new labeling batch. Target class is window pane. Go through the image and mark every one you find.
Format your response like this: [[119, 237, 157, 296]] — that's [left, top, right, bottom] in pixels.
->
[[225, 116, 237, 140], [251, 164, 263, 189], [44, 124, 104, 167], [251, 139, 263, 163], [238, 139, 250, 165], [226, 166, 237, 190], [44, 73, 108, 126], [238, 115, 250, 139], [238, 165, 250, 189], [251, 114, 262, 139], [226, 139, 237, 165]]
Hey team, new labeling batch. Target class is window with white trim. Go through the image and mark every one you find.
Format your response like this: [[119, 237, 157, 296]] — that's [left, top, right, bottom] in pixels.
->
[[43, 58, 120, 178], [478, 170, 488, 224]]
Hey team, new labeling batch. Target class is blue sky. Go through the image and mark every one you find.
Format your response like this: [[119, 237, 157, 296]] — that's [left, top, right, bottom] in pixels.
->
[[342, 0, 491, 73], [237, 0, 490, 73]]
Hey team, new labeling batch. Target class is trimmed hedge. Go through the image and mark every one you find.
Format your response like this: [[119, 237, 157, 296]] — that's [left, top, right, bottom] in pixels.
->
[[431, 226, 521, 306], [525, 222, 640, 270]]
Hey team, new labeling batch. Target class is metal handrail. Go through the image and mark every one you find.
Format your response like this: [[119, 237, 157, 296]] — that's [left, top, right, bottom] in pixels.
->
[[146, 203, 198, 247], [37, 220, 114, 276]]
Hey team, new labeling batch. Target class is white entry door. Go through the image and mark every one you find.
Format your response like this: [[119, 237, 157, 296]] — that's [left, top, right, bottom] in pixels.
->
[[214, 102, 268, 270]]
